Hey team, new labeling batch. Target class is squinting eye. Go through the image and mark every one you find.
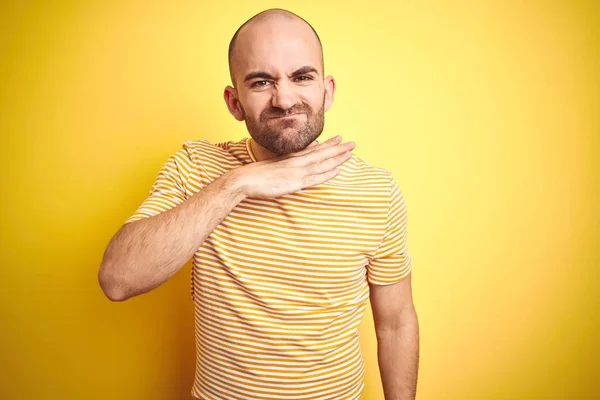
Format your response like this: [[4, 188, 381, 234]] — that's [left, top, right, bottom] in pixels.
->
[[296, 76, 312, 82], [251, 80, 270, 88]]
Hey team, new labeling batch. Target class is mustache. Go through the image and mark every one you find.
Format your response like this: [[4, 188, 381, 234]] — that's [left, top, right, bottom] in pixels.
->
[[262, 105, 310, 119]]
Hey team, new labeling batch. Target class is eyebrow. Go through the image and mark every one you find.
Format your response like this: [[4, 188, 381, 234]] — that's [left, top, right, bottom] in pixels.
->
[[290, 66, 319, 77], [243, 65, 319, 83], [243, 71, 275, 82]]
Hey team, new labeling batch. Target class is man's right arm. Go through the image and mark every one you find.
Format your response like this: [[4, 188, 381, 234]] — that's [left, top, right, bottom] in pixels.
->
[[98, 169, 247, 301], [98, 135, 355, 301]]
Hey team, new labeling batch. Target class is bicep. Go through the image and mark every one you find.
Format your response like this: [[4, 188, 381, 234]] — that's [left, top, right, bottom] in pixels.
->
[[369, 272, 415, 334]]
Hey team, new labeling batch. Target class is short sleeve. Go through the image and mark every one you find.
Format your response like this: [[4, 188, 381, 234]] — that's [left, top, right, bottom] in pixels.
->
[[366, 176, 412, 285], [123, 147, 195, 224]]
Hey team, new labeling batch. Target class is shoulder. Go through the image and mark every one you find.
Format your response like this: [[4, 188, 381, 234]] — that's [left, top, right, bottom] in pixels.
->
[[182, 138, 235, 151], [343, 154, 407, 206], [343, 153, 394, 185], [181, 139, 224, 157], [180, 138, 244, 164]]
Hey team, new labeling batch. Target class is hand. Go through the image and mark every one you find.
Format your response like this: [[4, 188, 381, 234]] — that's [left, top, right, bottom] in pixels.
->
[[236, 135, 355, 199]]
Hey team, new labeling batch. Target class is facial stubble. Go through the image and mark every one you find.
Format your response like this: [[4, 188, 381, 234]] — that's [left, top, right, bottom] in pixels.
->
[[241, 94, 326, 155]]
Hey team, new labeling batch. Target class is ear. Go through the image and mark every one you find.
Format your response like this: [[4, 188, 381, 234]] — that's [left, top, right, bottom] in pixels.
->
[[224, 85, 245, 121], [323, 75, 336, 112]]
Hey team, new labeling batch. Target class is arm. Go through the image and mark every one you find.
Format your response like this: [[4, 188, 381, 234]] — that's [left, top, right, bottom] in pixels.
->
[[370, 273, 419, 400], [98, 136, 355, 302], [98, 169, 247, 301]]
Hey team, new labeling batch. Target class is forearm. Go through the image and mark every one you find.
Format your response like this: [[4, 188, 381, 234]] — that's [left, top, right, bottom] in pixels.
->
[[377, 309, 420, 400], [98, 169, 247, 301]]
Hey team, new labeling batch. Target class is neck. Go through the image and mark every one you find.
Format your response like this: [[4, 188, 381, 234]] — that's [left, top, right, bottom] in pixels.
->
[[249, 138, 278, 162]]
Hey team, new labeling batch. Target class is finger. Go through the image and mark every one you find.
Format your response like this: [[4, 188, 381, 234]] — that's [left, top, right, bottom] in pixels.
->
[[305, 150, 353, 176], [288, 135, 343, 158], [295, 140, 355, 167], [302, 167, 341, 188]]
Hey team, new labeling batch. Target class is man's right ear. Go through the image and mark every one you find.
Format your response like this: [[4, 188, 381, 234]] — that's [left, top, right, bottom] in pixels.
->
[[224, 86, 245, 121]]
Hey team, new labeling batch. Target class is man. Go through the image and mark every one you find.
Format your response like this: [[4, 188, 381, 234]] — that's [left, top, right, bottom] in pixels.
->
[[99, 8, 419, 400]]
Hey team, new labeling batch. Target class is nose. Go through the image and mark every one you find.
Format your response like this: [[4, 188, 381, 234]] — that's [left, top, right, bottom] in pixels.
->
[[271, 81, 297, 111]]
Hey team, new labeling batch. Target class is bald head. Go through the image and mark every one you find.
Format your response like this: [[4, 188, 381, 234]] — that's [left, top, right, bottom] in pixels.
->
[[228, 9, 324, 87]]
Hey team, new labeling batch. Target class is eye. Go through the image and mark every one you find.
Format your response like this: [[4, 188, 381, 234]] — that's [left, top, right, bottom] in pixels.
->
[[251, 80, 271, 88], [295, 75, 313, 82]]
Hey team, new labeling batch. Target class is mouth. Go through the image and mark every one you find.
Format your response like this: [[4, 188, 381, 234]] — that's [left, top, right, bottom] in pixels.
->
[[268, 113, 305, 119]]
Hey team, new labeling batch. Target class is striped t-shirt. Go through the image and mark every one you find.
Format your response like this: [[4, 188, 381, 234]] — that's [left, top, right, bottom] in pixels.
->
[[124, 137, 412, 400]]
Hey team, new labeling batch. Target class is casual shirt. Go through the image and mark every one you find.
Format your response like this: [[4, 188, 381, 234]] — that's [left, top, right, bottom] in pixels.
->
[[125, 137, 412, 400]]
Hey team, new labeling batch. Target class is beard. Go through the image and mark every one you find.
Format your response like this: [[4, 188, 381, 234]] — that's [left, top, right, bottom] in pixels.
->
[[242, 94, 325, 155]]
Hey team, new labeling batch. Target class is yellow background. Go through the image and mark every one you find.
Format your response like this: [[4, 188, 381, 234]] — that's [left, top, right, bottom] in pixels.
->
[[1, 1, 598, 399]]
